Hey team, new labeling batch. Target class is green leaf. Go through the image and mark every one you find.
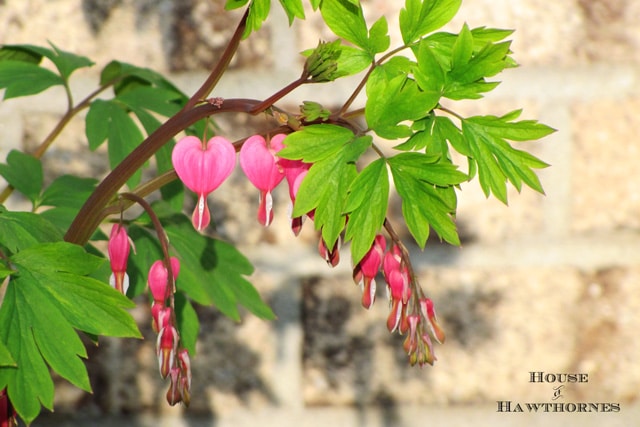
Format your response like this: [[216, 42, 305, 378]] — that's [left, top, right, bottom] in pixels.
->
[[344, 159, 389, 264], [86, 99, 144, 188], [413, 39, 446, 99], [0, 207, 63, 253], [225, 0, 250, 9], [367, 16, 391, 55], [277, 0, 305, 24], [462, 111, 554, 203], [0, 242, 139, 424], [0, 60, 63, 99], [366, 65, 440, 139], [388, 153, 462, 247], [244, 0, 271, 38], [396, 113, 471, 159], [1, 43, 93, 81], [39, 175, 97, 232], [0, 45, 42, 63], [0, 339, 15, 367], [40, 175, 97, 209], [0, 262, 14, 281], [0, 150, 43, 206], [400, 0, 462, 44], [320, 0, 369, 51], [292, 135, 371, 248], [45, 42, 94, 81], [116, 85, 184, 118], [100, 60, 185, 95], [442, 24, 513, 100], [174, 292, 200, 356], [279, 124, 355, 162]]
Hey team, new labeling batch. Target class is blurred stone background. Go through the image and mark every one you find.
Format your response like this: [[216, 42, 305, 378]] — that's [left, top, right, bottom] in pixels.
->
[[1, 0, 640, 426]]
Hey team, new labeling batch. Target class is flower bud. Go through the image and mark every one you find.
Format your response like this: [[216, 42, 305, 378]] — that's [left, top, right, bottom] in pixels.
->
[[148, 257, 180, 303]]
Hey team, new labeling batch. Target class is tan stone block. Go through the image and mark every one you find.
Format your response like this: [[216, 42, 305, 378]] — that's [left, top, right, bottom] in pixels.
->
[[571, 99, 640, 233]]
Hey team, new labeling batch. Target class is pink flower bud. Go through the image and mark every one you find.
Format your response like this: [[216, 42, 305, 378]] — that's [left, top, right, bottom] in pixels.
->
[[172, 136, 236, 231], [318, 237, 340, 267], [419, 298, 446, 344], [166, 367, 182, 406], [148, 257, 180, 303], [157, 325, 180, 379], [151, 303, 172, 334], [108, 224, 131, 294]]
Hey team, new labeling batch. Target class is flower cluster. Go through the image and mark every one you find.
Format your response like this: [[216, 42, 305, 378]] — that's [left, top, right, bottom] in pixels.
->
[[355, 238, 446, 366], [107, 225, 191, 406], [171, 134, 311, 235], [170, 133, 445, 366]]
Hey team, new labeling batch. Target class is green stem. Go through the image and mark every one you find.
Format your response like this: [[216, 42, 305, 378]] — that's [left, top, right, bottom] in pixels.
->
[[120, 192, 175, 309]]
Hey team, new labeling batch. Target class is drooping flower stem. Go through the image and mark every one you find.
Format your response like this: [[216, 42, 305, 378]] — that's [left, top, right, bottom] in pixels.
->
[[119, 192, 174, 305]]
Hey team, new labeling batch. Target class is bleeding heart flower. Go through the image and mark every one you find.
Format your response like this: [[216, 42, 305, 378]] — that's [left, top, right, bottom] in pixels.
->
[[148, 257, 181, 303], [108, 223, 131, 294], [240, 134, 286, 226], [172, 136, 236, 231]]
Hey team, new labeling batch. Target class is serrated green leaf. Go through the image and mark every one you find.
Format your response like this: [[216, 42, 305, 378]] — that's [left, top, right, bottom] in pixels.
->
[[116, 86, 184, 118], [278, 0, 305, 24], [0, 150, 43, 206], [344, 159, 389, 264], [0, 60, 63, 99], [388, 153, 461, 247], [0, 208, 63, 253], [366, 65, 440, 139], [100, 60, 184, 94], [86, 99, 144, 188], [413, 46, 445, 98], [0, 339, 15, 367], [292, 135, 371, 248], [367, 16, 390, 55], [400, 0, 462, 44], [46, 42, 94, 81], [279, 124, 355, 162], [0, 242, 139, 423], [321, 0, 369, 51], [40, 175, 97, 209], [389, 152, 468, 186], [462, 112, 553, 202], [244, 0, 271, 37]]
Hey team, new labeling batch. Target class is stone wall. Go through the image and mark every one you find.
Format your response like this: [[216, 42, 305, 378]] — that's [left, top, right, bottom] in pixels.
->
[[1, 1, 640, 426]]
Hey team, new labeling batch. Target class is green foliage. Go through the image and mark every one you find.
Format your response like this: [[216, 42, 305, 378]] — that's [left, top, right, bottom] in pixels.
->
[[400, 0, 462, 44], [280, 125, 372, 248], [0, 0, 556, 423], [0, 242, 139, 424], [0, 43, 93, 99], [344, 158, 389, 264], [462, 111, 554, 203], [0, 150, 43, 207]]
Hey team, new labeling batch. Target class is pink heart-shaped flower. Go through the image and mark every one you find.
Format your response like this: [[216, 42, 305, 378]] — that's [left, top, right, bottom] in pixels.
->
[[172, 136, 236, 230]]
